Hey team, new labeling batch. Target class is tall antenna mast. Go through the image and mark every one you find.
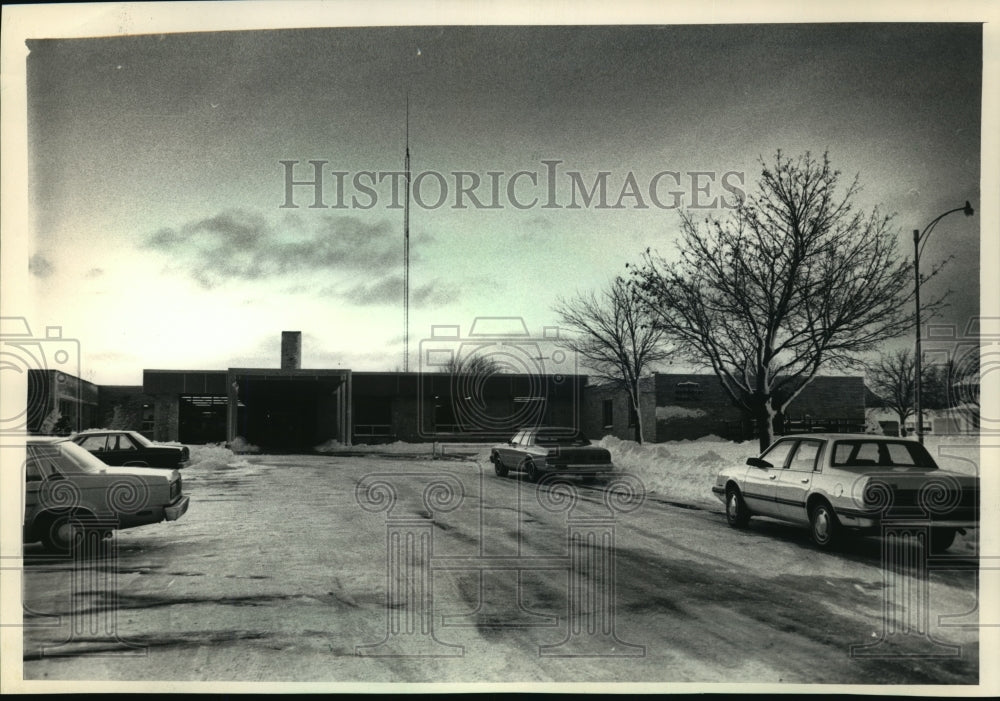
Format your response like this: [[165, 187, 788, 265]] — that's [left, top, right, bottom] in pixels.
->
[[403, 90, 411, 372]]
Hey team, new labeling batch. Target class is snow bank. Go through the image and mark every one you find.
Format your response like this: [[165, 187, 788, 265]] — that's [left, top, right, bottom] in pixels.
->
[[314, 439, 344, 452], [593, 434, 982, 505], [315, 440, 491, 457], [921, 436, 983, 476], [655, 405, 707, 420], [191, 433, 982, 504], [596, 434, 749, 505], [186, 443, 254, 470], [315, 439, 431, 454], [229, 436, 260, 454]]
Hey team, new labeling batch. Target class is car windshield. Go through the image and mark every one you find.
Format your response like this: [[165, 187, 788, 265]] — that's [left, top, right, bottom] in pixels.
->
[[535, 430, 590, 447], [57, 440, 108, 473], [831, 440, 938, 469]]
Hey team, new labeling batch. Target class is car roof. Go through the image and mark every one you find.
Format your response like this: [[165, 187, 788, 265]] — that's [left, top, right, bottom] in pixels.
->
[[26, 436, 73, 444], [778, 433, 920, 442]]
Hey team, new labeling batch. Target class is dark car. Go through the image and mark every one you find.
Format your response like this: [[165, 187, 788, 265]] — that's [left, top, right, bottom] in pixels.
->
[[72, 430, 190, 469], [490, 427, 616, 482]]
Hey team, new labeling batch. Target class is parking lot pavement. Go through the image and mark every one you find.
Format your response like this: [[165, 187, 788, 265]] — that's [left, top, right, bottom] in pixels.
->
[[19, 452, 980, 685]]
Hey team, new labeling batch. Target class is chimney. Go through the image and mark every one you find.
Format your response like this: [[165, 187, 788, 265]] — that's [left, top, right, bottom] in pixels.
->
[[281, 331, 302, 370]]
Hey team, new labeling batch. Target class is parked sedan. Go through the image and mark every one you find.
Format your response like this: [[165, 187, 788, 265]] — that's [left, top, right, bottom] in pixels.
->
[[72, 429, 189, 469], [23, 437, 190, 553], [712, 434, 978, 551], [490, 427, 616, 482]]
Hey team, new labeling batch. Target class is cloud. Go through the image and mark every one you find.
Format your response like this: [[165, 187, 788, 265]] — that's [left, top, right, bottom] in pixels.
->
[[141, 209, 427, 289], [324, 274, 455, 307], [411, 281, 455, 307], [29, 253, 54, 278], [342, 276, 403, 305], [86, 267, 104, 278]]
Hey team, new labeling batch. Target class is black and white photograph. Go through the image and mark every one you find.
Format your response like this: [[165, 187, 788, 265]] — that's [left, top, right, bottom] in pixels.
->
[[1, 0, 997, 693]]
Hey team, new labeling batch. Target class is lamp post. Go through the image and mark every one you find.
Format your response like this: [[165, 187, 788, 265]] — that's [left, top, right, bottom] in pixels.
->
[[912, 201, 974, 444]]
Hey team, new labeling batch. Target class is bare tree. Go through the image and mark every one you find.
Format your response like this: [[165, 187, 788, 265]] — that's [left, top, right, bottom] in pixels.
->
[[920, 362, 950, 411], [632, 151, 945, 451], [948, 347, 981, 411], [867, 349, 917, 436], [554, 276, 671, 443], [437, 353, 503, 376], [868, 350, 963, 436]]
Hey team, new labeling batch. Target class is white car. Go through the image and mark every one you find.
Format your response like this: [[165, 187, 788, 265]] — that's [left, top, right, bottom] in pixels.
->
[[711, 434, 978, 551], [23, 437, 190, 553]]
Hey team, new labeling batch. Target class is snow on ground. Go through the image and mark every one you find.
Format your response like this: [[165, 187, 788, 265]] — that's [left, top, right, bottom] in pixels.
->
[[595, 434, 749, 505], [186, 434, 982, 507], [314, 439, 441, 454], [597, 434, 982, 505], [186, 443, 255, 470], [919, 435, 983, 477], [309, 434, 753, 506]]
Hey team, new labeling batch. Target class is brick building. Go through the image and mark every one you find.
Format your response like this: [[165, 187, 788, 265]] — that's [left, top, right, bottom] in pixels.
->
[[584, 372, 867, 442], [95, 385, 154, 436], [137, 368, 585, 451], [23, 332, 867, 450], [24, 369, 99, 434], [138, 332, 585, 450]]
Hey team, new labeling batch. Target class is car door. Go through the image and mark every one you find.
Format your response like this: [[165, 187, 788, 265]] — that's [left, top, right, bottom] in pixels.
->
[[108, 433, 145, 465], [26, 443, 98, 516], [775, 438, 824, 523], [499, 431, 524, 466], [23, 446, 48, 525], [742, 438, 795, 517], [514, 430, 536, 469]]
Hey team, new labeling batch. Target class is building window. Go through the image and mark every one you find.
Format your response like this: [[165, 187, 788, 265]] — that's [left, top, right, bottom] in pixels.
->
[[141, 403, 154, 435], [602, 399, 613, 428], [356, 397, 394, 438], [675, 381, 702, 402]]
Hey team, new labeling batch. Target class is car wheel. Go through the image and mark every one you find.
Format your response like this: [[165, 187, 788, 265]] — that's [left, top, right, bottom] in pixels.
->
[[930, 528, 957, 553], [725, 486, 751, 528], [809, 502, 840, 549], [525, 460, 541, 483], [40, 514, 94, 554], [493, 453, 508, 477]]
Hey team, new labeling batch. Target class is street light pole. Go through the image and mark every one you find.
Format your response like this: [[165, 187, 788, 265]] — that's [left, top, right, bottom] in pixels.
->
[[912, 201, 974, 444], [913, 227, 922, 441]]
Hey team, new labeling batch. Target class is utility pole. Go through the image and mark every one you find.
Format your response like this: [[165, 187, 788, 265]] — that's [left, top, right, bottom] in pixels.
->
[[403, 91, 411, 372]]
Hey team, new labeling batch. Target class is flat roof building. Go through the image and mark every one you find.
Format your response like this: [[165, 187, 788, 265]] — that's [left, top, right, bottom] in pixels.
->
[[23, 332, 877, 450]]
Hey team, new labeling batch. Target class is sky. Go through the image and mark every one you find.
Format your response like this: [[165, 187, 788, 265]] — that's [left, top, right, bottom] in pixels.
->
[[9, 14, 987, 385]]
